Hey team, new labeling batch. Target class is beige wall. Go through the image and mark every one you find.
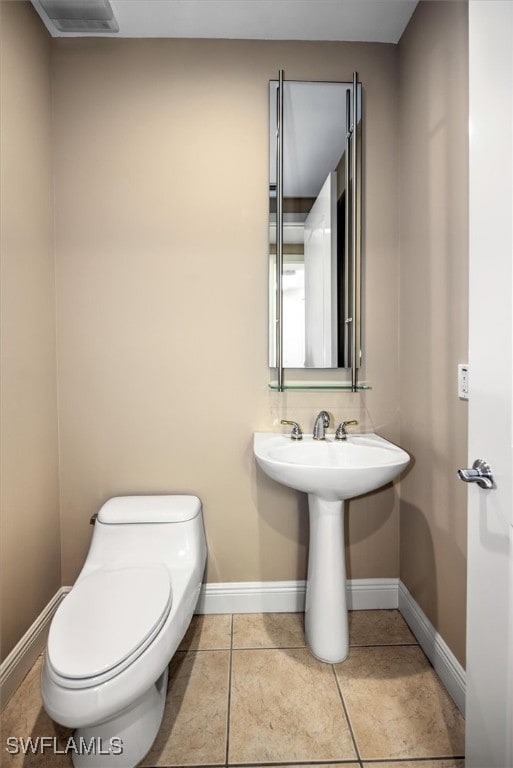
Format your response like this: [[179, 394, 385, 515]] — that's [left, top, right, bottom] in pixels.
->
[[398, 0, 469, 666], [0, 1, 61, 660], [2, 2, 470, 671], [51, 39, 401, 586]]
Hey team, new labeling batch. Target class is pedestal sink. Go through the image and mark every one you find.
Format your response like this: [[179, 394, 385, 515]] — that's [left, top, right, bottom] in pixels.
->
[[253, 432, 410, 663]]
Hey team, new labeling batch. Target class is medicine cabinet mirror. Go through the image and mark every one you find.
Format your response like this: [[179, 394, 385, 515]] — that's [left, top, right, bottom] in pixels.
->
[[269, 73, 362, 391]]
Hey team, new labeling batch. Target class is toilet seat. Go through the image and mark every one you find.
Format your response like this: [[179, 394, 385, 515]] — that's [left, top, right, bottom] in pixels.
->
[[47, 565, 172, 689]]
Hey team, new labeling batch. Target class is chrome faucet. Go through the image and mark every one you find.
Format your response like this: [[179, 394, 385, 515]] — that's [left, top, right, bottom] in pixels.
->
[[313, 410, 330, 440]]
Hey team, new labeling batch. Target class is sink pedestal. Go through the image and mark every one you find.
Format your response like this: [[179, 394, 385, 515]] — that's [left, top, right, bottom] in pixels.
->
[[305, 495, 349, 663], [254, 431, 410, 664]]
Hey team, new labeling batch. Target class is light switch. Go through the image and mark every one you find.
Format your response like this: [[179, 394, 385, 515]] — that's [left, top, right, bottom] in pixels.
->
[[458, 364, 469, 400]]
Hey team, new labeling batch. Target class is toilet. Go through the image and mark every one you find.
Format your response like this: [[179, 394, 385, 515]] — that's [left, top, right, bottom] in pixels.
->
[[41, 494, 207, 768]]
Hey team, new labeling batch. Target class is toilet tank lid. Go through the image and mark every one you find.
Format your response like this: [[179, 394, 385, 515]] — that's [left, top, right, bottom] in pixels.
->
[[97, 495, 201, 524]]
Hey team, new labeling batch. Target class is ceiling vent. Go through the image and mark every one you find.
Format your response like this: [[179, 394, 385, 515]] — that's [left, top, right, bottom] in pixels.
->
[[34, 0, 119, 33]]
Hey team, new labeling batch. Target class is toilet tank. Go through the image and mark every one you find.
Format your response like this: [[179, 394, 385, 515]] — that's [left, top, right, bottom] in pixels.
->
[[78, 495, 206, 579], [98, 495, 201, 524]]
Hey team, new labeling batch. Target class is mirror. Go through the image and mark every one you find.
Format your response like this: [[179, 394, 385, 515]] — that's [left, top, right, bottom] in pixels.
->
[[268, 76, 362, 386]]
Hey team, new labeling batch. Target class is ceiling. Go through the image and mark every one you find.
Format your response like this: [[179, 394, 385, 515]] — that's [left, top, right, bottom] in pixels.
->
[[32, 0, 419, 42]]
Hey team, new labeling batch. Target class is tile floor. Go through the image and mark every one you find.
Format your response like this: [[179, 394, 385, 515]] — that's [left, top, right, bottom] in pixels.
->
[[1, 610, 465, 768]]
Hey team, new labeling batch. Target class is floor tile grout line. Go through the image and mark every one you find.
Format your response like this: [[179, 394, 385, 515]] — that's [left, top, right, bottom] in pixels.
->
[[225, 614, 235, 768], [330, 662, 363, 766], [231, 644, 307, 651], [349, 642, 419, 649], [224, 757, 359, 768], [226, 761, 367, 767], [228, 642, 418, 652], [143, 761, 464, 768], [359, 758, 466, 764]]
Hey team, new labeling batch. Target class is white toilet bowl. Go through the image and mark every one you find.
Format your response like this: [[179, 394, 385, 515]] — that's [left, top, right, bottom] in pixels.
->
[[41, 495, 207, 768]]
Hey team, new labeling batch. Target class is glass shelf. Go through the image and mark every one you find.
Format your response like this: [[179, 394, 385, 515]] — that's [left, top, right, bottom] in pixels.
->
[[268, 381, 371, 391]]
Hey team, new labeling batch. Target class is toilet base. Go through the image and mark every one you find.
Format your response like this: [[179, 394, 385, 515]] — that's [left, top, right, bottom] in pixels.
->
[[71, 668, 168, 768]]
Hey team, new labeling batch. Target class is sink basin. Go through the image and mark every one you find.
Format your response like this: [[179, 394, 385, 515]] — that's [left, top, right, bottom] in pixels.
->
[[253, 430, 410, 664], [254, 432, 410, 500]]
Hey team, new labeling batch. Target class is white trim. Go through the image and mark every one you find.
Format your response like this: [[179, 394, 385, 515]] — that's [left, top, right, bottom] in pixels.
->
[[346, 577, 399, 610], [398, 580, 466, 715], [194, 577, 399, 614], [0, 587, 68, 710], [1, 578, 465, 717], [195, 579, 306, 614]]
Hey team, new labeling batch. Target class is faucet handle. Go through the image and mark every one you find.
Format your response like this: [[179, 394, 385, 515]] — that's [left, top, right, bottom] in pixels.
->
[[280, 419, 303, 440], [335, 419, 359, 440]]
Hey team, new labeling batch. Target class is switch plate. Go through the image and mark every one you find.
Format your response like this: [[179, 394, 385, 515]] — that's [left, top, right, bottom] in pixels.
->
[[458, 364, 469, 399]]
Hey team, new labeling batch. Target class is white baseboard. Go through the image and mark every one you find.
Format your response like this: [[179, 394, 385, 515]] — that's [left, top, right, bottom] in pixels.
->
[[0, 587, 68, 710], [398, 580, 466, 715], [1, 578, 465, 717], [195, 579, 306, 614], [194, 577, 399, 614], [347, 578, 399, 610]]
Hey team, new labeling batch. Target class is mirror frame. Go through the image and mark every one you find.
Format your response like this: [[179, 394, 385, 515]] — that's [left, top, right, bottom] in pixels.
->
[[269, 72, 362, 391]]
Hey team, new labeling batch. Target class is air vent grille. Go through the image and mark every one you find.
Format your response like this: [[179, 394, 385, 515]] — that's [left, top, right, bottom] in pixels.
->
[[53, 17, 118, 32], [36, 0, 119, 34]]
